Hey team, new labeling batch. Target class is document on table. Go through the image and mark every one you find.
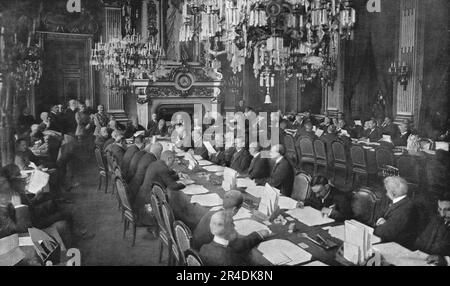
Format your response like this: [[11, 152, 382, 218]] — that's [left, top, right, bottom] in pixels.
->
[[18, 236, 34, 247], [258, 184, 280, 217], [203, 141, 217, 154], [234, 219, 272, 236], [245, 186, 266, 198], [202, 165, 225, 173], [233, 207, 252, 221], [190, 193, 223, 207], [181, 184, 210, 195], [373, 242, 432, 266], [257, 239, 312, 266], [27, 170, 50, 194], [0, 234, 26, 266], [325, 225, 381, 244], [197, 160, 213, 166], [285, 207, 334, 226], [435, 141, 449, 151], [315, 129, 324, 137], [278, 196, 298, 210], [237, 177, 256, 189]]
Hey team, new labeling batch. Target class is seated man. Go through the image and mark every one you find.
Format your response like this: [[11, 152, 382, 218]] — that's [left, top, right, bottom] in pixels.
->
[[104, 130, 126, 164], [192, 127, 209, 160], [229, 137, 252, 174], [120, 145, 140, 178], [374, 176, 420, 249], [199, 211, 268, 266], [14, 139, 39, 170], [209, 135, 227, 166], [134, 134, 145, 151], [299, 175, 352, 221], [392, 121, 411, 146], [256, 144, 294, 197], [414, 193, 450, 266], [248, 142, 270, 181], [296, 122, 318, 140], [146, 113, 158, 136], [381, 116, 399, 138], [362, 119, 383, 142], [95, 127, 112, 150]]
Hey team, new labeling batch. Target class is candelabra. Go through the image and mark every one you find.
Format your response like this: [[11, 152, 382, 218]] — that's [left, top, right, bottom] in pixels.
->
[[388, 61, 410, 91], [259, 66, 275, 104]]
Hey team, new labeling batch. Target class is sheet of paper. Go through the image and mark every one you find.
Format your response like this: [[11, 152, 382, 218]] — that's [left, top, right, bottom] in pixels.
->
[[258, 184, 280, 216], [435, 141, 449, 151], [0, 234, 26, 266], [27, 170, 50, 194], [234, 219, 272, 236], [382, 135, 392, 142], [245, 186, 266, 198], [343, 241, 360, 265], [203, 141, 217, 154], [373, 242, 431, 266], [303, 260, 329, 266], [178, 177, 195, 185], [18, 236, 34, 247], [197, 160, 213, 166], [257, 239, 312, 266], [278, 196, 298, 210], [193, 155, 204, 161], [233, 207, 252, 221], [286, 207, 335, 226], [327, 224, 382, 244], [354, 120, 362, 126], [134, 130, 145, 137], [181, 184, 210, 195], [202, 165, 225, 173], [190, 193, 223, 207], [315, 129, 324, 137], [237, 177, 257, 189]]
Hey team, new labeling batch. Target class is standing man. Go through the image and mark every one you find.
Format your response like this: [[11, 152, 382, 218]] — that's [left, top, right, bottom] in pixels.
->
[[64, 99, 79, 138], [147, 113, 158, 136]]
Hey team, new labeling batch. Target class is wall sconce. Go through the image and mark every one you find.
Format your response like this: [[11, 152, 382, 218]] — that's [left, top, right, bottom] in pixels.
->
[[388, 61, 410, 91]]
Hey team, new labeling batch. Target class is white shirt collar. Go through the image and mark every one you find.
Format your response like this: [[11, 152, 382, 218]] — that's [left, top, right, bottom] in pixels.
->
[[213, 236, 229, 247], [392, 195, 407, 204]]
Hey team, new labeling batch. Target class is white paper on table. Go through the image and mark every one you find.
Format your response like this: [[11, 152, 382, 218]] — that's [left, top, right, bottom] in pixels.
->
[[257, 239, 312, 266], [373, 242, 431, 266], [234, 219, 272, 236], [382, 135, 392, 142], [18, 236, 34, 247], [278, 196, 298, 210], [435, 141, 449, 151], [197, 160, 213, 166], [203, 141, 217, 154], [237, 177, 257, 189], [303, 260, 329, 266], [258, 184, 280, 217], [178, 177, 195, 185], [233, 207, 252, 221], [27, 170, 50, 194], [326, 224, 381, 244], [354, 120, 362, 126], [286, 207, 334, 226], [222, 167, 237, 191], [215, 171, 224, 176], [134, 130, 145, 137], [190, 193, 223, 207], [0, 234, 26, 266], [202, 165, 225, 173], [181, 184, 210, 195], [315, 129, 324, 137], [245, 186, 266, 198]]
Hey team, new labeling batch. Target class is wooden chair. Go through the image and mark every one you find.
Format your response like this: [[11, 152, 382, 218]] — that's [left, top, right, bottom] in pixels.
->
[[161, 201, 182, 266], [331, 141, 348, 182], [94, 146, 108, 193], [297, 136, 315, 171], [283, 134, 298, 168], [375, 147, 395, 177], [185, 249, 204, 266], [291, 172, 312, 202], [313, 139, 328, 176], [351, 187, 379, 226], [152, 183, 169, 204], [150, 193, 172, 266], [115, 177, 139, 246], [350, 145, 369, 186], [174, 220, 192, 265]]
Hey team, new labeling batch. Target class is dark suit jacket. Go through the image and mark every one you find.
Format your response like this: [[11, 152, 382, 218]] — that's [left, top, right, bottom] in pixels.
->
[[374, 197, 419, 249], [382, 122, 399, 137], [103, 138, 115, 151], [147, 120, 158, 135], [126, 150, 146, 182], [415, 216, 450, 256], [194, 144, 209, 160], [48, 112, 63, 133], [392, 131, 411, 146], [364, 127, 383, 142], [223, 147, 236, 167], [121, 145, 139, 178], [248, 153, 271, 180], [128, 153, 157, 198], [230, 149, 252, 174], [304, 187, 353, 221], [63, 109, 78, 135], [209, 149, 226, 166], [257, 157, 294, 197], [106, 143, 125, 165]]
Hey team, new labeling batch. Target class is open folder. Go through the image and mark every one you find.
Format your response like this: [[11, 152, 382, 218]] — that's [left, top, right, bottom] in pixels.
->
[[257, 239, 312, 266]]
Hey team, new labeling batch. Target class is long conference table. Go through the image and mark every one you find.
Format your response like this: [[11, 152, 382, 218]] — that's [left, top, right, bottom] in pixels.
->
[[165, 148, 348, 266]]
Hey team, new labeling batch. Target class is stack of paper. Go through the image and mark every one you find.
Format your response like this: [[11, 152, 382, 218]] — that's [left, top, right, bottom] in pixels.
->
[[237, 177, 257, 189], [190, 193, 223, 207], [257, 239, 312, 266], [181, 184, 210, 195], [233, 208, 253, 221], [325, 224, 381, 245], [374, 242, 431, 266], [234, 219, 271, 236], [343, 220, 377, 265], [257, 184, 280, 217], [202, 165, 225, 173], [278, 196, 298, 210], [286, 207, 335, 226]]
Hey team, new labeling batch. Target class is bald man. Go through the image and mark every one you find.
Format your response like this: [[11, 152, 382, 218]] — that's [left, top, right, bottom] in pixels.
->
[[374, 176, 419, 249]]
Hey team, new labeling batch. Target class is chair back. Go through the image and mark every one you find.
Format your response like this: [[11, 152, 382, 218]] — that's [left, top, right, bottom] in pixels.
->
[[331, 141, 347, 165], [298, 137, 315, 158], [350, 145, 367, 169], [313, 139, 327, 162], [351, 187, 378, 226], [174, 220, 192, 254], [375, 147, 394, 170], [152, 183, 168, 203], [185, 249, 204, 266], [161, 201, 181, 265], [150, 193, 167, 236], [291, 172, 312, 201], [115, 177, 132, 213], [397, 155, 420, 184], [284, 134, 298, 166], [94, 146, 106, 173]]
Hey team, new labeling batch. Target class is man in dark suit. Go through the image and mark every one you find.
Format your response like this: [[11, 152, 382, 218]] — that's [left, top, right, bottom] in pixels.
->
[[363, 120, 383, 142], [105, 131, 126, 165], [63, 99, 78, 136], [121, 145, 139, 178], [296, 122, 318, 141], [229, 137, 252, 174], [256, 144, 294, 197], [248, 142, 270, 180], [414, 193, 450, 266], [147, 113, 158, 136], [199, 211, 269, 266], [300, 175, 352, 221], [127, 149, 158, 199], [126, 150, 146, 182], [392, 121, 411, 146], [374, 176, 420, 249], [381, 117, 399, 138]]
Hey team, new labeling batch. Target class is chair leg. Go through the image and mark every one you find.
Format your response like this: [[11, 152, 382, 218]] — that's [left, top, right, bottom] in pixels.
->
[[158, 240, 163, 263], [123, 220, 127, 239], [105, 174, 109, 194], [132, 222, 137, 247], [97, 175, 102, 192], [167, 242, 173, 266]]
